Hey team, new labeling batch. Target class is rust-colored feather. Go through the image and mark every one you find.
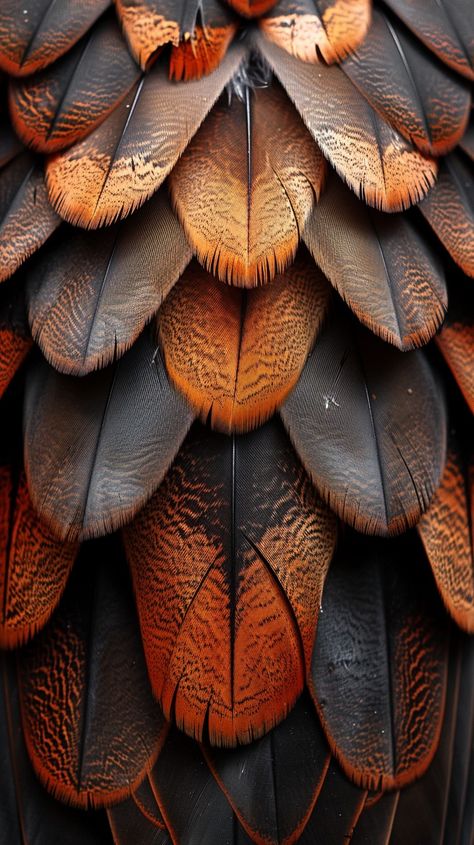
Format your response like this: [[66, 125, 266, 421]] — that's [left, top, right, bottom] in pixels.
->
[[157, 252, 331, 433], [260, 0, 371, 64], [0, 278, 32, 398], [227, 0, 277, 16], [418, 445, 474, 633], [18, 543, 167, 809], [303, 170, 447, 350], [436, 318, 474, 415], [46, 44, 246, 228], [169, 22, 238, 81], [123, 420, 337, 746], [9, 14, 141, 154], [257, 34, 438, 212], [170, 81, 325, 286], [0, 469, 78, 648], [0, 0, 110, 77]]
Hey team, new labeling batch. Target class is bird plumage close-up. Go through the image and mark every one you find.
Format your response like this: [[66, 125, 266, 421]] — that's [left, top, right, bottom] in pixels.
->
[[0, 0, 473, 843]]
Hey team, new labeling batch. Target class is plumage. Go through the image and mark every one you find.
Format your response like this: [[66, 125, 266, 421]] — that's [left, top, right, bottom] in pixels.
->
[[108, 799, 172, 845], [257, 35, 438, 212], [342, 8, 471, 156], [383, 0, 474, 81], [419, 152, 474, 277], [460, 114, 474, 160], [0, 0, 111, 77], [169, 81, 325, 286], [311, 531, 449, 790], [9, 13, 141, 154], [303, 170, 447, 350], [297, 759, 366, 845], [0, 123, 23, 168], [0, 277, 32, 399], [27, 190, 192, 375], [157, 254, 331, 433], [203, 693, 330, 845], [0, 468, 78, 648], [228, 1, 277, 17], [123, 420, 337, 745], [436, 292, 474, 415], [46, 44, 246, 228], [0, 152, 59, 283], [18, 542, 167, 808], [418, 444, 474, 633], [132, 775, 167, 830], [443, 636, 474, 845], [280, 308, 447, 535], [24, 328, 194, 540], [260, 0, 371, 64], [350, 792, 399, 845]]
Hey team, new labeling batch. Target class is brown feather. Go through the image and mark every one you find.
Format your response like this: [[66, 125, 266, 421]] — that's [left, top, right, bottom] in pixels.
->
[[436, 318, 474, 415]]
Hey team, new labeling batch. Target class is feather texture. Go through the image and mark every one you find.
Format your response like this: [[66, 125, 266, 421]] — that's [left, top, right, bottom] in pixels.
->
[[256, 35, 437, 212], [123, 420, 337, 745], [169, 81, 325, 286], [24, 328, 194, 541], [351, 792, 399, 845], [303, 171, 447, 350], [157, 254, 331, 433], [108, 799, 172, 845], [436, 284, 474, 415], [280, 308, 447, 535], [0, 0, 111, 77], [18, 541, 167, 808], [0, 277, 32, 398], [298, 759, 366, 844], [27, 190, 192, 375], [46, 44, 246, 228], [260, 0, 371, 63], [9, 14, 141, 154], [311, 531, 449, 790]]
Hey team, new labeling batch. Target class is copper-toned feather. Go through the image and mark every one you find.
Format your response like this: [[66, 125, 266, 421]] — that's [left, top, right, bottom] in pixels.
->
[[0, 277, 32, 399], [303, 170, 447, 350], [157, 253, 331, 433], [169, 82, 325, 286], [383, 0, 474, 81], [9, 14, 140, 154], [46, 45, 245, 230], [108, 798, 172, 845], [227, 0, 277, 16], [311, 531, 449, 790], [0, 153, 60, 283], [418, 444, 474, 633], [419, 152, 474, 278], [342, 8, 471, 156], [24, 328, 194, 541], [298, 759, 366, 844], [18, 542, 167, 809], [0, 0, 111, 77], [257, 35, 438, 212], [123, 420, 337, 746], [280, 308, 447, 536], [203, 693, 330, 845], [0, 468, 78, 648], [115, 0, 237, 71], [260, 0, 371, 64], [27, 190, 191, 375], [436, 316, 474, 415], [351, 792, 399, 845]]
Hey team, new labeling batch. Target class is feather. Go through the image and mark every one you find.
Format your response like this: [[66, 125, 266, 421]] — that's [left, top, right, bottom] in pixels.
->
[[0, 653, 110, 845], [260, 0, 371, 64], [0, 123, 23, 168], [203, 692, 330, 845], [342, 8, 471, 156], [169, 81, 325, 286], [0, 467, 78, 648], [27, 190, 192, 375], [383, 0, 474, 82], [24, 327, 194, 541], [227, 1, 277, 17], [123, 419, 337, 746], [115, 0, 237, 71], [280, 308, 447, 536], [351, 792, 399, 845], [108, 799, 172, 845], [169, 17, 238, 81], [388, 637, 461, 843], [18, 539, 167, 809], [157, 253, 331, 433], [311, 531, 449, 790], [418, 444, 474, 633], [460, 114, 474, 160], [419, 152, 474, 278], [151, 729, 255, 844], [0, 152, 60, 283], [256, 34, 438, 212], [0, 276, 32, 399], [9, 13, 141, 154], [46, 44, 246, 228], [298, 759, 367, 845], [436, 287, 474, 414], [0, 0, 111, 77], [303, 170, 447, 350], [443, 635, 474, 845], [132, 776, 167, 830]]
